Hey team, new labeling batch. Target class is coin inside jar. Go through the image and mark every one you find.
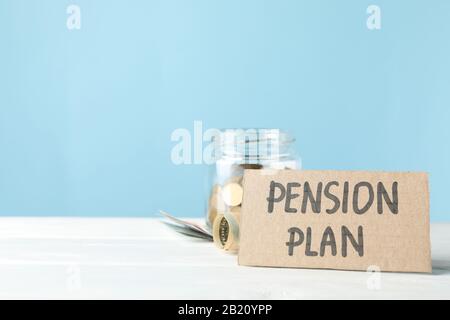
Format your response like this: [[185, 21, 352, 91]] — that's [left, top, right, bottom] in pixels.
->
[[213, 213, 239, 252], [221, 182, 243, 207], [205, 129, 300, 231]]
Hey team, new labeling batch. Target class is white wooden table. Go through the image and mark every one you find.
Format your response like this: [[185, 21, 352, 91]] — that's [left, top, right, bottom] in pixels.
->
[[0, 218, 449, 299]]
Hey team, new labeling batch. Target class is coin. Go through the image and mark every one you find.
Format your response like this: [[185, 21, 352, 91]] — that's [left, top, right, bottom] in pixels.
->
[[213, 214, 239, 252], [213, 214, 228, 249], [221, 182, 243, 207]]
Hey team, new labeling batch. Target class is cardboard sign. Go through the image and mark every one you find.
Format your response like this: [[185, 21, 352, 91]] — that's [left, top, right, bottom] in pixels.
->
[[238, 170, 431, 273]]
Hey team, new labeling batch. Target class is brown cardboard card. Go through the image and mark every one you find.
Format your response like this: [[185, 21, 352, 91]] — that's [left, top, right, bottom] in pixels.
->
[[238, 170, 431, 273]]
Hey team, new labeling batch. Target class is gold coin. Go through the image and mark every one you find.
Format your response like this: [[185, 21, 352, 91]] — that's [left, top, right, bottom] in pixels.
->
[[221, 182, 243, 207], [212, 214, 239, 252], [213, 214, 227, 249]]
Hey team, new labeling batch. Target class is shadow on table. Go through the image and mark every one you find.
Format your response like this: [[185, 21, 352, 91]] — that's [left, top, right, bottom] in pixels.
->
[[432, 259, 450, 275]]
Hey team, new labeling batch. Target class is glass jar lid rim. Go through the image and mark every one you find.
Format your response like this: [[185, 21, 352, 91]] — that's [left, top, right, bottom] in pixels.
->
[[213, 128, 295, 145]]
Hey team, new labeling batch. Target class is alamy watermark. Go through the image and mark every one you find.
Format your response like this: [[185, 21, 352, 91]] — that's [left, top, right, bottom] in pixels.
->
[[67, 5, 81, 30], [367, 5, 381, 30], [64, 5, 381, 32], [170, 121, 281, 165]]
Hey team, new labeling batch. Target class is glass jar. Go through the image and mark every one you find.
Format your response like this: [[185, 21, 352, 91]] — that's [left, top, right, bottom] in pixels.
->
[[205, 129, 301, 236]]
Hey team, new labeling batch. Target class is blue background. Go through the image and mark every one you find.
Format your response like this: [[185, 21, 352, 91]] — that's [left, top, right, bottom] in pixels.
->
[[1, 1, 449, 220]]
